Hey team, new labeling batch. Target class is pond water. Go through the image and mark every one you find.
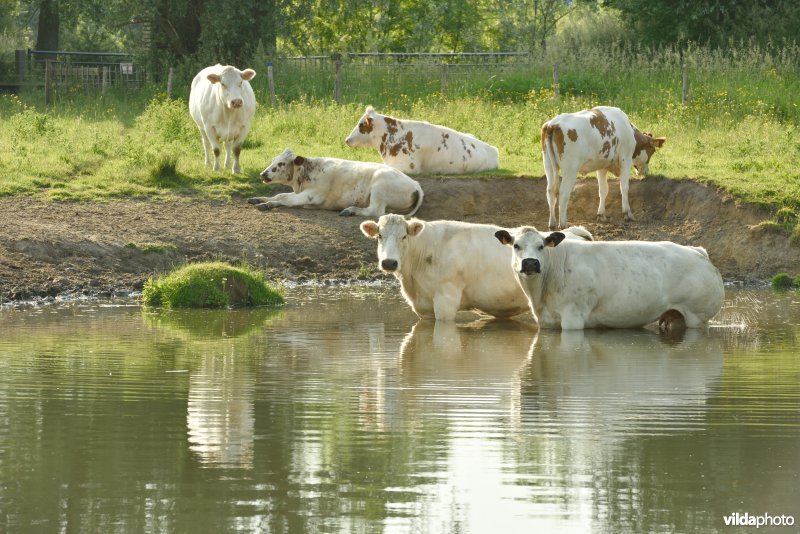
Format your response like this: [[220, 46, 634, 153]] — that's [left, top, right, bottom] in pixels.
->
[[0, 286, 798, 533]]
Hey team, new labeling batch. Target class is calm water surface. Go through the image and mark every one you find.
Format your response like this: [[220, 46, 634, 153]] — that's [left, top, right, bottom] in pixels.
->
[[0, 286, 798, 533]]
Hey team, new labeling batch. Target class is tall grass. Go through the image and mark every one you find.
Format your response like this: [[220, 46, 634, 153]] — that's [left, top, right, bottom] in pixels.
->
[[1, 42, 799, 228]]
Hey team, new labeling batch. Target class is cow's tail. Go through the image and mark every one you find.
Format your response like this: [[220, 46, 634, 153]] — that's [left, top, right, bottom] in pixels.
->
[[541, 124, 560, 187], [404, 186, 424, 217]]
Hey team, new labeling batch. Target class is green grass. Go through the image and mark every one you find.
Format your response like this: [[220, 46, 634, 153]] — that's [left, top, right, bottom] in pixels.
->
[[1, 42, 799, 234], [141, 261, 285, 309]]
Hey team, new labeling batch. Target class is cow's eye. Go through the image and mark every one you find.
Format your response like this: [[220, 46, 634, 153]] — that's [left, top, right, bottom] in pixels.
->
[[513, 244, 520, 250], [538, 245, 544, 251], [402, 235, 407, 240]]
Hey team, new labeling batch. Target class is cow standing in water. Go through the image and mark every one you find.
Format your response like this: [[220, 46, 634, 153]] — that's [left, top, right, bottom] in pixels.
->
[[540, 106, 665, 229], [345, 106, 499, 175], [360, 214, 592, 321], [494, 226, 724, 330], [189, 64, 256, 174]]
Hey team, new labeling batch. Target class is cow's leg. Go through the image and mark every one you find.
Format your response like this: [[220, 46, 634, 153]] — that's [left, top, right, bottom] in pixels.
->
[[198, 128, 213, 168], [557, 172, 578, 229], [619, 160, 634, 221], [204, 126, 223, 171], [560, 308, 586, 330], [544, 158, 560, 230], [433, 285, 461, 321], [596, 169, 609, 222], [255, 191, 318, 211], [340, 181, 390, 216], [230, 144, 243, 174]]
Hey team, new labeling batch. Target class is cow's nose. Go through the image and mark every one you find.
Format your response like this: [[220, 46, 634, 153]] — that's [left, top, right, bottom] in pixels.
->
[[381, 259, 399, 272], [520, 258, 540, 274], [230, 99, 243, 108], [259, 171, 271, 183]]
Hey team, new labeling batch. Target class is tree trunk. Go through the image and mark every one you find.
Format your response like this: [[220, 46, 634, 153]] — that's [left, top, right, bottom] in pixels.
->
[[35, 0, 60, 55]]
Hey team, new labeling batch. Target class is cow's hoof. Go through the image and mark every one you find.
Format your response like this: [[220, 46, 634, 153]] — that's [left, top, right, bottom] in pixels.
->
[[247, 197, 262, 205], [255, 203, 274, 212], [596, 214, 608, 222], [624, 213, 635, 222], [339, 209, 356, 217]]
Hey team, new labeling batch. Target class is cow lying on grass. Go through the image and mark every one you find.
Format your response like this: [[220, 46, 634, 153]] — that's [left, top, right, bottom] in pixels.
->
[[189, 64, 256, 174], [248, 149, 424, 217], [541, 106, 665, 229], [360, 214, 592, 321], [345, 106, 499, 175], [494, 226, 724, 330]]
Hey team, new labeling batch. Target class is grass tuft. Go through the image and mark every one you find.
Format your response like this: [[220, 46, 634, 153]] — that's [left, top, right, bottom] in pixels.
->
[[142, 261, 284, 309], [771, 272, 798, 290]]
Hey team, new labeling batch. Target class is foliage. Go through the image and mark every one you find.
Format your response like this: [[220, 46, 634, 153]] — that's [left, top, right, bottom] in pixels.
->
[[771, 273, 800, 291], [142, 261, 285, 308]]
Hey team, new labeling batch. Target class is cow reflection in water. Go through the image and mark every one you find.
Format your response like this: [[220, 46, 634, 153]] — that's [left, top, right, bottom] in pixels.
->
[[523, 329, 725, 429], [187, 352, 255, 469]]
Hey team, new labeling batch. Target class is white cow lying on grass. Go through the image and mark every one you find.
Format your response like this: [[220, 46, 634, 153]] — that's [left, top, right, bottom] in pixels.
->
[[189, 64, 256, 174], [345, 106, 499, 175], [360, 214, 592, 321], [248, 149, 424, 217], [540, 105, 665, 229], [494, 226, 724, 330]]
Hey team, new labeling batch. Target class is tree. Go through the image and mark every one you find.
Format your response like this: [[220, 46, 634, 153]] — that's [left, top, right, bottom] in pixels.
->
[[34, 0, 59, 52]]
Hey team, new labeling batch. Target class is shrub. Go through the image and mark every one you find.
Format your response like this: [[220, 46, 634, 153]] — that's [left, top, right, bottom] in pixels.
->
[[771, 272, 797, 290], [142, 261, 284, 308]]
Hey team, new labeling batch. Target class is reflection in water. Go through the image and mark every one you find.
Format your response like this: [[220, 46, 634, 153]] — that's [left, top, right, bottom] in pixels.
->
[[0, 288, 798, 533], [187, 350, 255, 469]]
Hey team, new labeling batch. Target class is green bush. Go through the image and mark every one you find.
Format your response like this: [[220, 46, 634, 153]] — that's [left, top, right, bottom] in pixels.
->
[[142, 261, 284, 308], [771, 272, 798, 291]]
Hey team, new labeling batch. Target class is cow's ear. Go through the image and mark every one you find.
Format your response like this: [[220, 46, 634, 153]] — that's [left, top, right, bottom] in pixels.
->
[[544, 232, 566, 247], [653, 137, 666, 148], [241, 69, 256, 81], [366, 105, 376, 116], [293, 156, 305, 166], [207, 73, 221, 84], [360, 221, 380, 238], [495, 230, 513, 246], [407, 221, 425, 236]]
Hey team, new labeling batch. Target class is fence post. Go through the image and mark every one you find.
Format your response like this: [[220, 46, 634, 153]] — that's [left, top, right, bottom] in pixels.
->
[[45, 60, 53, 106], [553, 62, 560, 98], [267, 61, 276, 106], [166, 67, 175, 99], [15, 49, 26, 86], [441, 63, 448, 97], [333, 54, 342, 104], [681, 63, 689, 105], [102, 66, 108, 92]]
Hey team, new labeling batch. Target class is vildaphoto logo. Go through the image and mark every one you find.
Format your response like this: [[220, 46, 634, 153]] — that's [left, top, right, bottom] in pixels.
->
[[723, 512, 795, 528]]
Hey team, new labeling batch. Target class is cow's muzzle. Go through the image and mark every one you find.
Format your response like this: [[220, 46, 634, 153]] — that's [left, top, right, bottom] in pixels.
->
[[259, 171, 272, 183], [381, 259, 399, 272], [229, 99, 244, 109], [520, 258, 540, 274]]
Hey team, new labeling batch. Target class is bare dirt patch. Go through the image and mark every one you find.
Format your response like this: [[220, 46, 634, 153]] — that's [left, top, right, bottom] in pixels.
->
[[1, 175, 798, 302]]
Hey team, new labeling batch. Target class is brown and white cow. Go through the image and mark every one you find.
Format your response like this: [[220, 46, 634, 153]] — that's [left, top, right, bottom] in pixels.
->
[[345, 106, 499, 174], [189, 64, 256, 174], [540, 106, 665, 229], [248, 148, 423, 217]]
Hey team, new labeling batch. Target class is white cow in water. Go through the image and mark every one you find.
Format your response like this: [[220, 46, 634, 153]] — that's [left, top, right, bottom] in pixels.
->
[[495, 226, 724, 330], [248, 148, 423, 217], [541, 106, 665, 229], [345, 106, 499, 174], [189, 64, 256, 174], [360, 214, 592, 321]]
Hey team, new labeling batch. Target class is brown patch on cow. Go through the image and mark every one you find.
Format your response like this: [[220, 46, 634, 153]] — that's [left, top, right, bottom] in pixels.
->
[[567, 129, 578, 142], [410, 162, 415, 170], [589, 109, 614, 138], [359, 117, 374, 134], [541, 124, 566, 158], [379, 133, 388, 155], [384, 116, 398, 135], [404, 131, 414, 152], [601, 140, 612, 157], [389, 143, 403, 157], [633, 127, 659, 162]]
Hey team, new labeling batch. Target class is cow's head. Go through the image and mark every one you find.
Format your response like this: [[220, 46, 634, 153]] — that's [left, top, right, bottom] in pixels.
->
[[632, 129, 666, 176], [495, 227, 565, 276], [260, 148, 307, 186], [207, 65, 256, 109], [345, 105, 381, 148], [360, 214, 424, 273]]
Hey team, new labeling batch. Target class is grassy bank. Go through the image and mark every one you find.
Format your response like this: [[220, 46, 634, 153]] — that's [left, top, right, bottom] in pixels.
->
[[1, 43, 799, 235]]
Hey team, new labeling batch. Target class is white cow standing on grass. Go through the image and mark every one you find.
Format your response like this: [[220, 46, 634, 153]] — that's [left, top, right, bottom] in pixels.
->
[[360, 215, 592, 321], [345, 106, 500, 175], [189, 64, 256, 174], [541, 105, 666, 229], [494, 226, 724, 330], [248, 149, 424, 217]]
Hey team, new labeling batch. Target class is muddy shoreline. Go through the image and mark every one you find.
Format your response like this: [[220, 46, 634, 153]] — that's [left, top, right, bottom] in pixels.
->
[[1, 175, 797, 304]]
